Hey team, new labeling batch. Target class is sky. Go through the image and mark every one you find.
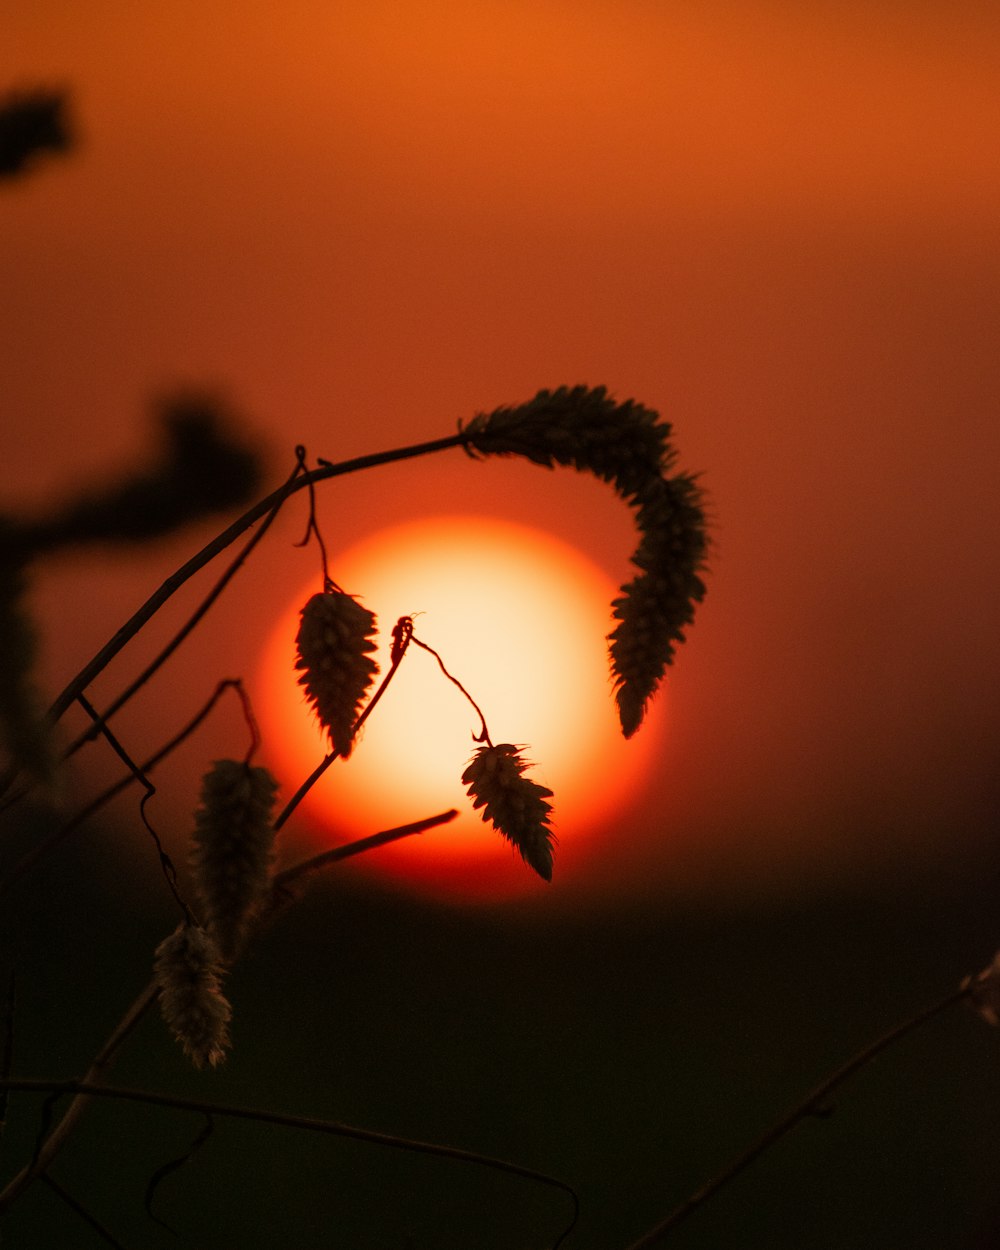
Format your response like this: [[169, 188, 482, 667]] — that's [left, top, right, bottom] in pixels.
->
[[5, 0, 999, 903], [4, 3, 1000, 1247]]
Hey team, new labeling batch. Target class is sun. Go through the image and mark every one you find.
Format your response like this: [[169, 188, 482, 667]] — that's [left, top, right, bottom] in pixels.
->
[[257, 515, 660, 902]]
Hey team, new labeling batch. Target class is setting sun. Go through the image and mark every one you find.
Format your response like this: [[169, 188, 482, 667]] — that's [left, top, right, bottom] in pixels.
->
[[257, 515, 659, 901]]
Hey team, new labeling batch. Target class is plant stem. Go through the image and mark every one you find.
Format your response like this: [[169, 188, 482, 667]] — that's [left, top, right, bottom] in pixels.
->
[[622, 984, 972, 1249], [3, 1077, 579, 1248], [0, 808, 458, 1211], [44, 435, 465, 726]]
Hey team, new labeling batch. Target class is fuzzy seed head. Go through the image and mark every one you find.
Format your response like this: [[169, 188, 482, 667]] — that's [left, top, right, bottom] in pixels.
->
[[295, 590, 379, 757], [609, 473, 709, 737], [461, 744, 555, 881], [190, 759, 279, 961], [154, 924, 232, 1069], [464, 385, 671, 500]]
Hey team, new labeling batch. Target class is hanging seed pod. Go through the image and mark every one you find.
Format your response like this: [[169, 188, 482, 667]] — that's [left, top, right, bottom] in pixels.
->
[[295, 590, 379, 758], [609, 473, 709, 738], [153, 924, 232, 1069], [189, 759, 279, 962], [461, 743, 555, 882]]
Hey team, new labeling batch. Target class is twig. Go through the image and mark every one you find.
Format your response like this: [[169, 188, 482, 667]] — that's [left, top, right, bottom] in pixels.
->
[[7, 1078, 578, 1249], [0, 808, 458, 1211], [40, 1173, 130, 1249], [271, 809, 458, 893], [622, 983, 972, 1249], [59, 450, 305, 766], [410, 633, 492, 746], [45, 436, 466, 727], [0, 680, 246, 899]]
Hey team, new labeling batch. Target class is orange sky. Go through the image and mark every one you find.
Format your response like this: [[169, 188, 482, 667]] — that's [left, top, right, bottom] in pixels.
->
[[4, 0, 1000, 903]]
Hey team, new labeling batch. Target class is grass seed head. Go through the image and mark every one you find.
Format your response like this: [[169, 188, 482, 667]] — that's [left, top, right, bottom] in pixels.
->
[[608, 473, 709, 737], [190, 759, 279, 962], [461, 743, 555, 882], [154, 924, 232, 1069], [295, 590, 379, 757], [464, 385, 671, 500]]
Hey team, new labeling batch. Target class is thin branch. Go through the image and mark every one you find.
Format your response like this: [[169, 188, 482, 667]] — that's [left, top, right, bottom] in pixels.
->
[[45, 435, 466, 726], [6, 1078, 578, 1249], [271, 809, 458, 894], [40, 1174, 130, 1249], [0, 680, 245, 899], [59, 450, 306, 767], [75, 692, 189, 920], [0, 432, 466, 806], [622, 983, 972, 1249], [410, 633, 492, 746], [0, 808, 458, 1210]]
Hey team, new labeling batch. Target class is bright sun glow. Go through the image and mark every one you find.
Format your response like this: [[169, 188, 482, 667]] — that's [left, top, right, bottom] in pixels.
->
[[258, 516, 660, 902]]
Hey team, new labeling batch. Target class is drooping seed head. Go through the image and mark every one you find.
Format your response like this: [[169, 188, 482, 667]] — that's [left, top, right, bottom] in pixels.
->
[[154, 924, 232, 1069], [189, 759, 279, 962], [295, 590, 379, 758], [461, 743, 555, 882], [608, 472, 709, 737]]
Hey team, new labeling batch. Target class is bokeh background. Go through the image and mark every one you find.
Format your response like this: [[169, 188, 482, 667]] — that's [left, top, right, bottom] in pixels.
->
[[3, 2, 1000, 1246]]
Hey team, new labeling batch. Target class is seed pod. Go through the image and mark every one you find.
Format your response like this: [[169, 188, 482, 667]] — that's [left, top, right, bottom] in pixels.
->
[[295, 590, 379, 758], [461, 744, 555, 882], [189, 759, 279, 962], [154, 924, 232, 1069]]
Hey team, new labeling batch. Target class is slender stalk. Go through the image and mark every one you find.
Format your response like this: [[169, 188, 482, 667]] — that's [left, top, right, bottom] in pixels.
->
[[45, 435, 465, 726], [0, 432, 466, 806], [0, 680, 245, 899], [622, 984, 972, 1249], [41, 1174, 129, 1249], [61, 452, 304, 762], [0, 808, 458, 1211], [4, 1078, 578, 1249], [271, 809, 458, 893]]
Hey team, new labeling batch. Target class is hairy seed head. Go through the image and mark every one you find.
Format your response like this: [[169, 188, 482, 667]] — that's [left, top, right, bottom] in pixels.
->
[[461, 744, 555, 881], [190, 759, 279, 961], [464, 385, 671, 500], [295, 590, 379, 757], [608, 473, 709, 737], [154, 924, 232, 1069]]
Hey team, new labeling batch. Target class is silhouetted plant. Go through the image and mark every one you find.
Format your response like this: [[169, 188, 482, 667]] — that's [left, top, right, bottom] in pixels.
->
[[2, 84, 992, 1250], [0, 88, 72, 180]]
